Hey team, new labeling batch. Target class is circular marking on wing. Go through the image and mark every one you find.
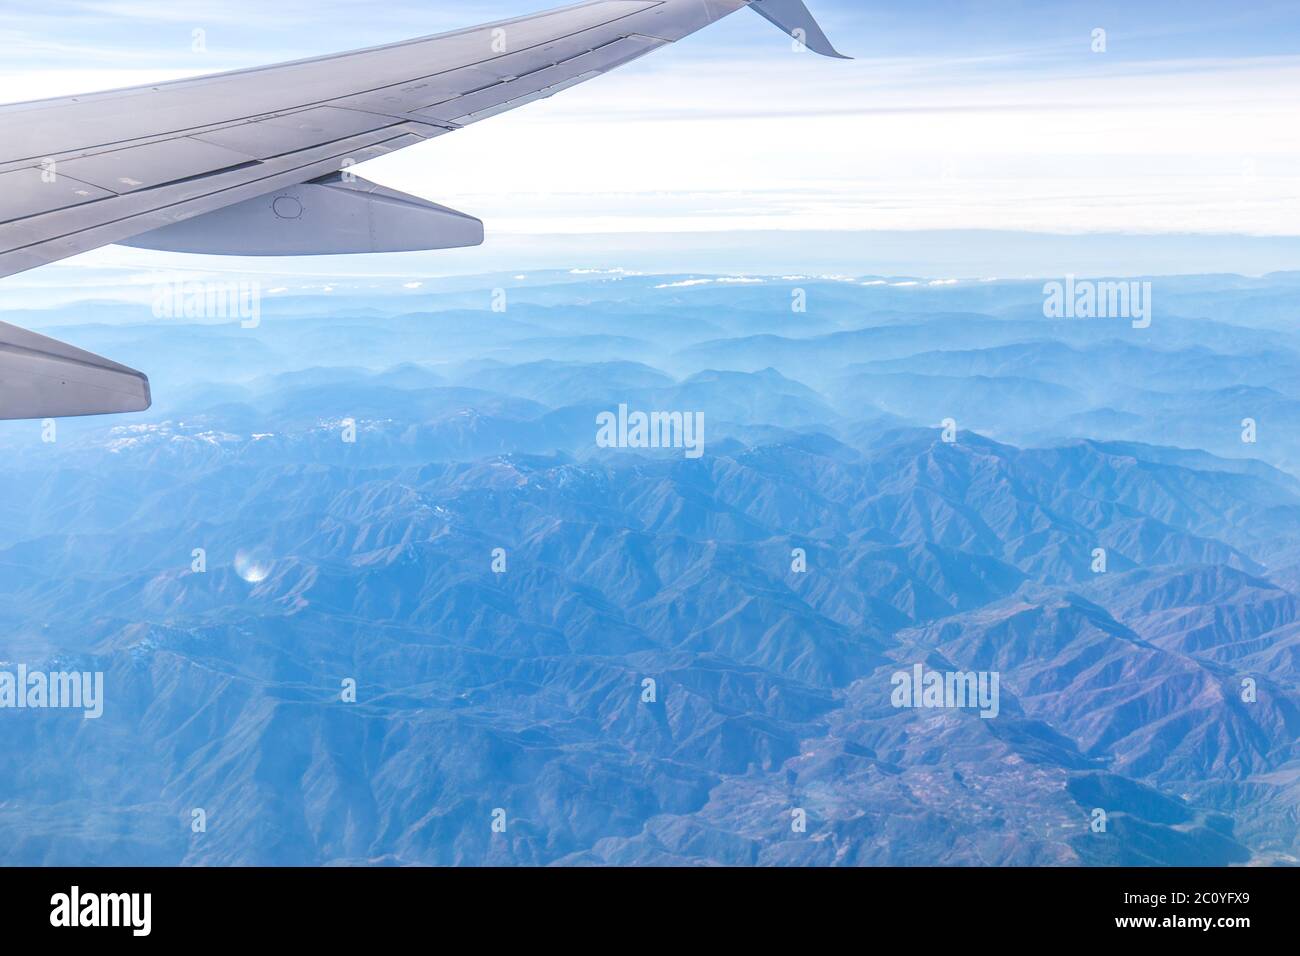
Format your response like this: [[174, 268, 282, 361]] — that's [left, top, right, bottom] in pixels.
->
[[272, 195, 304, 220]]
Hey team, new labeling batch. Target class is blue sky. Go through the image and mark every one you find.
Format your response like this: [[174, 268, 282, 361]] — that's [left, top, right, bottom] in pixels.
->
[[2, 0, 1300, 288], [6, 1, 1300, 67]]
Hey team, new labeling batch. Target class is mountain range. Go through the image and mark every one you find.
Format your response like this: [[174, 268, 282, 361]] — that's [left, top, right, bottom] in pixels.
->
[[0, 269, 1297, 865]]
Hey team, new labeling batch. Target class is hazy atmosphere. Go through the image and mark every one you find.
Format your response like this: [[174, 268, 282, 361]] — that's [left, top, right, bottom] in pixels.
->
[[1, 0, 1298, 878]]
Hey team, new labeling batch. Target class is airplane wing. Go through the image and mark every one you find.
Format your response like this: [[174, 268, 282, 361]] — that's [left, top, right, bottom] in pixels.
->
[[0, 320, 151, 420], [0, 0, 845, 419]]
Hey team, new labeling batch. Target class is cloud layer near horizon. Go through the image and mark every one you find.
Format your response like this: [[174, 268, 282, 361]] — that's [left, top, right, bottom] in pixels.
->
[[2, 0, 1299, 282]]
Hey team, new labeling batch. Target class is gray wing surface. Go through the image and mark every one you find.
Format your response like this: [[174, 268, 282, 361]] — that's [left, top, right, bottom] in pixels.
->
[[0, 0, 845, 418], [0, 0, 759, 280], [0, 320, 150, 419]]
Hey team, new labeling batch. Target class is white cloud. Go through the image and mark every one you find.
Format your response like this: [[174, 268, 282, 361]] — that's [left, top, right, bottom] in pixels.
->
[[3, 2, 1298, 254], [354, 52, 1300, 236]]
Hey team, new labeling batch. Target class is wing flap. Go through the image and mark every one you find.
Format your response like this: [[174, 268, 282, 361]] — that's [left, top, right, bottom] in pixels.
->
[[413, 35, 666, 124], [0, 321, 151, 420], [53, 137, 261, 194], [0, 168, 115, 225], [190, 107, 409, 161]]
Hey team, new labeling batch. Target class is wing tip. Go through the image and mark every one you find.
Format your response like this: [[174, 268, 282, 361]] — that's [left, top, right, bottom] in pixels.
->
[[749, 0, 850, 60], [137, 373, 154, 414]]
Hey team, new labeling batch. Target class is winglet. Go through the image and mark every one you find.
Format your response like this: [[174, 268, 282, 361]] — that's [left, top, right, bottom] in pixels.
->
[[749, 0, 851, 59]]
